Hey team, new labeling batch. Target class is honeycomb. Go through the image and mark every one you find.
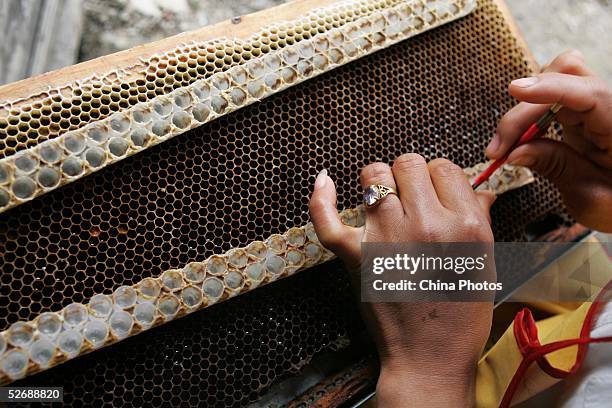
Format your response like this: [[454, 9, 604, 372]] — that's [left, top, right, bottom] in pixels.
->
[[0, 0, 421, 160], [0, 0, 569, 405], [0, 0, 476, 212], [0, 163, 530, 383]]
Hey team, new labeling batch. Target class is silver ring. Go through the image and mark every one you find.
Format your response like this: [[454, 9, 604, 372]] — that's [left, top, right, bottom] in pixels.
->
[[363, 184, 397, 208]]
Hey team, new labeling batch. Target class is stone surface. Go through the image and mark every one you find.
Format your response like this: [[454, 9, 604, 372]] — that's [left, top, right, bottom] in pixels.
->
[[78, 0, 284, 62], [364, 186, 379, 207], [0, 0, 84, 85], [2, 1, 609, 86], [507, 0, 612, 84], [76, 0, 611, 84]]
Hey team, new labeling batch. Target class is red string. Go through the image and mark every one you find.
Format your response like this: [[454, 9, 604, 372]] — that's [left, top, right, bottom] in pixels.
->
[[500, 278, 612, 408]]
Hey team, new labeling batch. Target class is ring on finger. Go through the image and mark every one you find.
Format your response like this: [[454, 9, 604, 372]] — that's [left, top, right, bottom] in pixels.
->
[[363, 184, 397, 209]]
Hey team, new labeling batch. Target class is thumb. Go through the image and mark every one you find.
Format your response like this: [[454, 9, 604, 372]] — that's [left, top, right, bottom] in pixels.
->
[[475, 191, 496, 224], [508, 139, 612, 232], [507, 139, 581, 184], [308, 170, 362, 261]]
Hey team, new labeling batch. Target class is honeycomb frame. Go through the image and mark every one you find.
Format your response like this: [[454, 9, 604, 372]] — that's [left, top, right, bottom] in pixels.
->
[[0, 0, 477, 213], [0, 162, 533, 383]]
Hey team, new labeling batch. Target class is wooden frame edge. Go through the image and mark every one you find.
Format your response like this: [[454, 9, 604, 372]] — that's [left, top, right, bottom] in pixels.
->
[[0, 0, 331, 102]]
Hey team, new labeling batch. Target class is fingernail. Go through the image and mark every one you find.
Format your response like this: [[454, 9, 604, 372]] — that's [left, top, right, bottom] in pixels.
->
[[511, 76, 539, 88], [486, 135, 500, 156], [314, 169, 328, 189]]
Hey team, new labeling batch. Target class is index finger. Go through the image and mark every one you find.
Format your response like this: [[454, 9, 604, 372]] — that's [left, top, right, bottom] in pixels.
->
[[487, 73, 611, 159], [509, 73, 612, 147], [508, 73, 608, 114]]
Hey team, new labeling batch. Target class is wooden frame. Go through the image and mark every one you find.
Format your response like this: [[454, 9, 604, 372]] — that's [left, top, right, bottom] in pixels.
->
[[0, 0, 539, 106]]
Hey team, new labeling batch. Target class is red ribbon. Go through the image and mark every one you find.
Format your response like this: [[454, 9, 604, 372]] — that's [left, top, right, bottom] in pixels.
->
[[500, 279, 612, 408]]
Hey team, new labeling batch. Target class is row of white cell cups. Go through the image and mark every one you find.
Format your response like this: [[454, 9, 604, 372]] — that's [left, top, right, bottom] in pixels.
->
[[0, 0, 476, 212]]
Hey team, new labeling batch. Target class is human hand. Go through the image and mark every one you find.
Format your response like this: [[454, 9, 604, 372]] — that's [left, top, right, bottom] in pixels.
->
[[309, 154, 496, 407], [486, 50, 612, 232]]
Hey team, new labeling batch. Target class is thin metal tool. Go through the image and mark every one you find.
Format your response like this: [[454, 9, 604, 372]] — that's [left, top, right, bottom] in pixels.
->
[[472, 103, 563, 190]]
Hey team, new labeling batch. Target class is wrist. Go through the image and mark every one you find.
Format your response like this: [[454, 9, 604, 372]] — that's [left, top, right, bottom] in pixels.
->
[[376, 362, 477, 408]]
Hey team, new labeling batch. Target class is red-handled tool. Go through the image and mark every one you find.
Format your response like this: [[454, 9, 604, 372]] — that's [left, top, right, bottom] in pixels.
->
[[471, 103, 563, 190]]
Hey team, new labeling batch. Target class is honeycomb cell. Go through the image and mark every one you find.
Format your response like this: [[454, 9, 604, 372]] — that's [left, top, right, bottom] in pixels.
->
[[113, 286, 137, 309], [157, 295, 180, 320], [11, 177, 36, 199], [36, 167, 61, 188], [109, 311, 133, 340], [29, 337, 56, 367], [228, 250, 248, 270], [182, 262, 206, 283], [85, 147, 107, 168], [88, 294, 112, 319], [153, 99, 172, 117], [286, 249, 306, 270], [161, 270, 183, 292], [265, 235, 287, 254], [133, 302, 156, 329], [57, 330, 84, 358], [38, 143, 62, 164], [83, 320, 109, 348], [206, 255, 227, 276], [245, 262, 266, 283], [181, 286, 203, 309], [210, 96, 229, 114], [61, 157, 84, 177], [110, 115, 130, 133], [152, 121, 171, 137], [172, 112, 192, 129], [63, 133, 87, 154], [0, 163, 11, 184], [224, 271, 244, 290], [202, 278, 224, 300], [136, 278, 161, 301], [230, 88, 247, 106], [192, 104, 211, 123], [14, 154, 38, 174], [173, 90, 193, 108], [133, 106, 153, 124], [36, 312, 62, 338], [129, 128, 150, 147], [7, 323, 33, 348], [88, 126, 110, 144], [305, 243, 323, 263], [247, 242, 267, 260], [63, 304, 87, 328], [286, 227, 306, 247], [265, 255, 286, 276], [1, 349, 28, 379], [108, 138, 129, 157], [247, 80, 265, 98]]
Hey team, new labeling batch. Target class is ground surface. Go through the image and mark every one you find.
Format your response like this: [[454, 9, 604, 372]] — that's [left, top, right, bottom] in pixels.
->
[[507, 0, 611, 83], [78, 0, 612, 83]]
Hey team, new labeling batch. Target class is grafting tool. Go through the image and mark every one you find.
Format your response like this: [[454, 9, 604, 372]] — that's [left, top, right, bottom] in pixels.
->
[[472, 103, 563, 190]]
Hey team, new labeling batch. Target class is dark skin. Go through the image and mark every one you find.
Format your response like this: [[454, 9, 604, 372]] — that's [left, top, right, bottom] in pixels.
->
[[309, 156, 496, 407], [489, 50, 612, 232], [309, 50, 612, 407]]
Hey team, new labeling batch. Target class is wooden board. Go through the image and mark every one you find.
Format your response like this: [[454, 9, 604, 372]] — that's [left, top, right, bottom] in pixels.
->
[[0, 0, 539, 104]]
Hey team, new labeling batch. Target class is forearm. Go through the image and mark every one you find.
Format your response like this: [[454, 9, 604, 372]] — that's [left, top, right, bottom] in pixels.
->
[[376, 365, 477, 408]]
